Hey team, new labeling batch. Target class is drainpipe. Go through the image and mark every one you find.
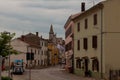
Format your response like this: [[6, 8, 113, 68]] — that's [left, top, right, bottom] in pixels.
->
[[100, 6, 103, 79], [71, 34, 74, 73]]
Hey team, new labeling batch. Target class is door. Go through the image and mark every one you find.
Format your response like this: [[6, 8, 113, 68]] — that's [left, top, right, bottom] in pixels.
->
[[84, 59, 88, 76]]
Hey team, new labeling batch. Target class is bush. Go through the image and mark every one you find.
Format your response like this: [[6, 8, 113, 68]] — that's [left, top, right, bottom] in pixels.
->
[[1, 76, 12, 80], [88, 70, 92, 77]]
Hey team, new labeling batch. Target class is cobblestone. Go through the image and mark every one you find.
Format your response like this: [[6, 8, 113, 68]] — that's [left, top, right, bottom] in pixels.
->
[[2, 66, 99, 80]]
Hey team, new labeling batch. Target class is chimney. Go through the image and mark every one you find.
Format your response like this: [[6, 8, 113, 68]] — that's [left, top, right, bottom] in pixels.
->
[[21, 35, 25, 41], [36, 32, 39, 36], [81, 2, 85, 12]]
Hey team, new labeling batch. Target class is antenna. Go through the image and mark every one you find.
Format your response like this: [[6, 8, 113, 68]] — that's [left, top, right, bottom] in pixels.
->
[[93, 0, 95, 6]]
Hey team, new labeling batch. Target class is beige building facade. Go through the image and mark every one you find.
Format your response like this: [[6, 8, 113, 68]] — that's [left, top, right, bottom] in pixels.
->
[[73, 0, 120, 79]]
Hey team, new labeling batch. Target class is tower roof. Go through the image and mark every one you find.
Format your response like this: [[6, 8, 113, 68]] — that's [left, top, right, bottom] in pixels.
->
[[49, 24, 54, 34]]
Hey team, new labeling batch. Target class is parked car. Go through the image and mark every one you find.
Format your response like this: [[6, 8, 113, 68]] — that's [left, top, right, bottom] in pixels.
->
[[12, 65, 24, 75]]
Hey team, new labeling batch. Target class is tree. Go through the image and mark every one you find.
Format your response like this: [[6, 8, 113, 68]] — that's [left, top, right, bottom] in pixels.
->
[[0, 32, 18, 70]]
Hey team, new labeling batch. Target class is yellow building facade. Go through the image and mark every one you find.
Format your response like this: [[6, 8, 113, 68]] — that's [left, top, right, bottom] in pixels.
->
[[48, 43, 59, 65]]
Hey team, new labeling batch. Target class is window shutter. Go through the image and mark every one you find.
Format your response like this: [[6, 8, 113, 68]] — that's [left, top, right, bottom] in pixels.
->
[[85, 19, 88, 29], [77, 22, 80, 32], [83, 38, 88, 50], [94, 14, 97, 25], [77, 40, 80, 50], [92, 36, 97, 48]]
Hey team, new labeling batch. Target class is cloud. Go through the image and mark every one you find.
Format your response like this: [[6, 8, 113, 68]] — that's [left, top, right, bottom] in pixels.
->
[[0, 0, 103, 39]]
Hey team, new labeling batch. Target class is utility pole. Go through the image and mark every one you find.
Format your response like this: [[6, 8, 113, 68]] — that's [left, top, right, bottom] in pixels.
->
[[28, 53, 32, 80], [8, 33, 11, 80], [100, 6, 103, 79]]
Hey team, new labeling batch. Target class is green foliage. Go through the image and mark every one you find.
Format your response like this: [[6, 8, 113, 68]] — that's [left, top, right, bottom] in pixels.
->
[[0, 32, 18, 57], [1, 76, 12, 80]]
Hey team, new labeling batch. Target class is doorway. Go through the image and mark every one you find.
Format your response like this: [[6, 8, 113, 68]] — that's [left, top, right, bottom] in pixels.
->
[[84, 58, 89, 77]]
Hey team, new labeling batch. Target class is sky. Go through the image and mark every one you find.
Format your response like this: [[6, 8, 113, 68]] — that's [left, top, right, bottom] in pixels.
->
[[0, 0, 103, 39]]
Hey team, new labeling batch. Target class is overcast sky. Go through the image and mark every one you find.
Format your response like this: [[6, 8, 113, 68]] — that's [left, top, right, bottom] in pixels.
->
[[0, 0, 103, 39]]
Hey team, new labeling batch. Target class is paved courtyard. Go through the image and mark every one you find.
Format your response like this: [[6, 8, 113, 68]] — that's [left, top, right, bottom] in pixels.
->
[[2, 66, 97, 80]]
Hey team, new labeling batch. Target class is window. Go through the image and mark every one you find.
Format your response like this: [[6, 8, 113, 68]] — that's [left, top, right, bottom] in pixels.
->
[[76, 59, 81, 68], [85, 19, 88, 29], [34, 60, 36, 64], [92, 59, 99, 72], [38, 50, 40, 55], [92, 36, 97, 48], [83, 38, 88, 50], [94, 14, 97, 25], [77, 40, 80, 50], [42, 42, 44, 46], [31, 49, 33, 53], [44, 59, 46, 64], [38, 60, 39, 65], [41, 60, 43, 66], [77, 22, 80, 32], [45, 42, 47, 46], [41, 50, 43, 55], [44, 51, 46, 55]]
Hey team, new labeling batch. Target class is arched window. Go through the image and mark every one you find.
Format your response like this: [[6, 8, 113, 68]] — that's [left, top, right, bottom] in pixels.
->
[[76, 59, 81, 69], [92, 59, 99, 72]]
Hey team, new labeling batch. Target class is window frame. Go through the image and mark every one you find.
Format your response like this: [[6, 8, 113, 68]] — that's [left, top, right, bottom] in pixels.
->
[[83, 38, 88, 50], [92, 36, 97, 49], [94, 14, 97, 25], [77, 40, 80, 50], [76, 59, 81, 69], [77, 22, 80, 32], [85, 19, 88, 29]]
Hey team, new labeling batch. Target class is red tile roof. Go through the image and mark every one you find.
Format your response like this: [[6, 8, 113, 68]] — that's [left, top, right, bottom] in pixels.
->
[[18, 33, 41, 48]]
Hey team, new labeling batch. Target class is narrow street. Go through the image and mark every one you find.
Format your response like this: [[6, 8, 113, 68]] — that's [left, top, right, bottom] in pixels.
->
[[2, 65, 96, 80]]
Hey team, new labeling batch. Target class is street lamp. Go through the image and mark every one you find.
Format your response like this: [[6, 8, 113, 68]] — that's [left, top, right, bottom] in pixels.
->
[[3, 31, 11, 79]]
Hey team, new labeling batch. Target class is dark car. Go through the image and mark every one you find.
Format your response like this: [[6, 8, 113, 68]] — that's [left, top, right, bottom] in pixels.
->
[[12, 65, 24, 75]]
